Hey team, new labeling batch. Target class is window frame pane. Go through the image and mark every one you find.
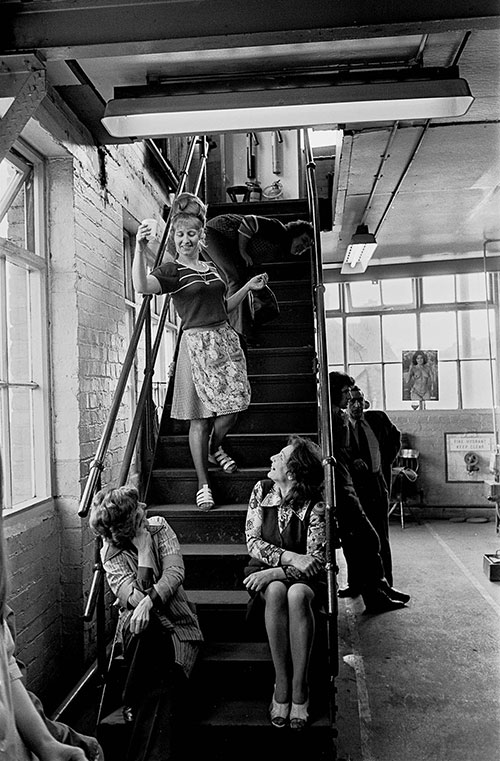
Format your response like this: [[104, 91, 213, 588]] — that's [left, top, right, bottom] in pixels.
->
[[0, 145, 50, 511], [325, 270, 499, 411]]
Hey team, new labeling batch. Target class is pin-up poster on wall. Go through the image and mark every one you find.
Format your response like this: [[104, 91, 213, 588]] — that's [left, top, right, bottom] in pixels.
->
[[444, 432, 495, 482], [402, 350, 439, 402]]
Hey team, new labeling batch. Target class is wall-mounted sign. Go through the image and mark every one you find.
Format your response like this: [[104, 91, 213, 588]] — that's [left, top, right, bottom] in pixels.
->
[[444, 432, 495, 483]]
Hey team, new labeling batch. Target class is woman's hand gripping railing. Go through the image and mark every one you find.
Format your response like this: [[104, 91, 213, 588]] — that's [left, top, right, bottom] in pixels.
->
[[302, 128, 340, 705]]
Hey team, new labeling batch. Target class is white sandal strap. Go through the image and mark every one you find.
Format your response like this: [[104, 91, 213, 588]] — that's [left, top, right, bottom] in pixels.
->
[[196, 484, 214, 510], [213, 446, 237, 471]]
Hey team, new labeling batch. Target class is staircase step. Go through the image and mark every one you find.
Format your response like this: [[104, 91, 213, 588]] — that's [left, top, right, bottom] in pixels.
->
[[246, 346, 315, 374], [182, 543, 248, 590], [156, 432, 318, 469], [168, 401, 317, 436], [99, 701, 334, 761], [262, 259, 312, 281], [259, 299, 313, 328], [149, 468, 269, 504], [248, 372, 316, 403], [249, 324, 313, 348], [271, 279, 312, 301], [206, 198, 309, 221], [201, 640, 270, 662], [187, 589, 252, 641], [188, 589, 249, 606], [147, 503, 247, 543], [234, 402, 317, 433], [198, 696, 331, 728]]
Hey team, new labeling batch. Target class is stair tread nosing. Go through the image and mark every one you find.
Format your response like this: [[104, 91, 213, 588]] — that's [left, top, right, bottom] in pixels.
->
[[182, 543, 248, 556], [100, 698, 330, 729], [161, 432, 317, 442], [188, 589, 248, 606], [201, 641, 271, 661], [197, 698, 331, 727], [148, 503, 248, 514], [151, 468, 270, 477], [247, 346, 314, 355]]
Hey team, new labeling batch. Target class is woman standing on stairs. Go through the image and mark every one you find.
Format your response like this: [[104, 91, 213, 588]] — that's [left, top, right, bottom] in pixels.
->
[[133, 194, 268, 511], [243, 436, 326, 731]]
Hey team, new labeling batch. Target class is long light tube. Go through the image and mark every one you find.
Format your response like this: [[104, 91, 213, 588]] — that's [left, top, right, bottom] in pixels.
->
[[102, 77, 473, 138]]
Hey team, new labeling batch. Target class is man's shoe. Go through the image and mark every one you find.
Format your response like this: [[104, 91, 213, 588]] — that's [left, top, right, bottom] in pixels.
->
[[386, 587, 410, 604], [380, 580, 411, 604], [363, 591, 406, 614], [338, 586, 361, 598]]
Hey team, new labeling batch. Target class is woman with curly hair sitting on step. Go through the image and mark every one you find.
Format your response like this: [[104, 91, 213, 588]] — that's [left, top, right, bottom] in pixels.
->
[[90, 484, 203, 761], [243, 436, 326, 731], [132, 193, 268, 511]]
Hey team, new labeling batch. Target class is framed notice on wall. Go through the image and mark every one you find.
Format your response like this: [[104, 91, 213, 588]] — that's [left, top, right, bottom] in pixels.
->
[[444, 432, 495, 483]]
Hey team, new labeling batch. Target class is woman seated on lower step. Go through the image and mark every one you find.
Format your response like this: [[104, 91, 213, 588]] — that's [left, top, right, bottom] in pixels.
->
[[90, 485, 204, 761], [243, 435, 327, 731]]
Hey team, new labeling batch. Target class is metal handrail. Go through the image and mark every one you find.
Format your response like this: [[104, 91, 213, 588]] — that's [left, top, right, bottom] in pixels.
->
[[302, 129, 339, 714], [78, 135, 206, 519], [74, 138, 207, 716]]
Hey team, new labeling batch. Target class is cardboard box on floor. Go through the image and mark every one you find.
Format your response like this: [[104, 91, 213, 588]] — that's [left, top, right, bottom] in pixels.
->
[[483, 553, 500, 581]]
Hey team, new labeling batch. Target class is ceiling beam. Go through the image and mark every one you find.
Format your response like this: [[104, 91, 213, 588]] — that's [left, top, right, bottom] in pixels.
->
[[2, 0, 500, 60], [0, 69, 46, 163]]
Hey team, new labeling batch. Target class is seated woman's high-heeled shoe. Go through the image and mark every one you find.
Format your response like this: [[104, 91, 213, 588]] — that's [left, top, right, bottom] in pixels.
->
[[290, 698, 309, 731], [269, 688, 290, 728]]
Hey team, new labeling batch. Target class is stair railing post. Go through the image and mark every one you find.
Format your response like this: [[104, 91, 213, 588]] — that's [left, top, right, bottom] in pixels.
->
[[143, 298, 154, 459], [302, 129, 340, 729], [119, 295, 172, 487]]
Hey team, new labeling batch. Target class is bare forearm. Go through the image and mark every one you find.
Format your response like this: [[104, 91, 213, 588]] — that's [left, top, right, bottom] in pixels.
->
[[132, 243, 161, 294], [227, 282, 250, 312], [12, 679, 85, 760]]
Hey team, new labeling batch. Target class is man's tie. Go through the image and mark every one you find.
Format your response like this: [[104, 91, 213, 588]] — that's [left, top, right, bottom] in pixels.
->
[[355, 419, 381, 474]]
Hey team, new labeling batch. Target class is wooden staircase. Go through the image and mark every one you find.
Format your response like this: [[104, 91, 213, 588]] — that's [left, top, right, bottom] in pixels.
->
[[98, 200, 337, 759]]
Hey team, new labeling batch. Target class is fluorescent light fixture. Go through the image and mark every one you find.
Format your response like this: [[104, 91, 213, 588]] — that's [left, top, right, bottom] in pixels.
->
[[102, 74, 474, 138], [341, 225, 377, 274]]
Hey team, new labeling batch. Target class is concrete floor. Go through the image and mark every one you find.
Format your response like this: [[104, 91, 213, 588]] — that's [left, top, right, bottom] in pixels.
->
[[335, 512, 500, 761]]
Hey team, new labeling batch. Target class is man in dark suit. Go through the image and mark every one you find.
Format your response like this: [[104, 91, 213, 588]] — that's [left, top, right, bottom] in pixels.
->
[[328, 371, 409, 613], [347, 385, 402, 588]]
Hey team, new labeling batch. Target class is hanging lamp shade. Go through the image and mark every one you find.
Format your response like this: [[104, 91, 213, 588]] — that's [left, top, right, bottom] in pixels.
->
[[341, 225, 378, 274]]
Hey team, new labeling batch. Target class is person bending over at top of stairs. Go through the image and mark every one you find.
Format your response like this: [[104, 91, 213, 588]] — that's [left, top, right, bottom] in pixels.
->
[[132, 193, 268, 511], [90, 484, 204, 761], [243, 435, 326, 731], [328, 371, 410, 613], [203, 213, 313, 336]]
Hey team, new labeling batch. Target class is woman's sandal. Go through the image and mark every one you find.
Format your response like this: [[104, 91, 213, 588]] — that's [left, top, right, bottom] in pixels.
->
[[290, 698, 309, 731], [196, 484, 214, 512], [269, 689, 290, 728], [208, 446, 238, 473]]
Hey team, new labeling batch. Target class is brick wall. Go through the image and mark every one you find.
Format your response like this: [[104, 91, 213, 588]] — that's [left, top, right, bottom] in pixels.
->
[[4, 504, 60, 697], [389, 409, 494, 509]]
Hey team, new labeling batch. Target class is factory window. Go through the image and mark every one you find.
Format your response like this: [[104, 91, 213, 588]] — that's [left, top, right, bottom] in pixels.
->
[[0, 146, 50, 510], [326, 272, 496, 410]]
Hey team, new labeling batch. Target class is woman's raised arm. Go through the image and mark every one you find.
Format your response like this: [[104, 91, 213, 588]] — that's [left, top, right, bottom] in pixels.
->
[[132, 221, 162, 295]]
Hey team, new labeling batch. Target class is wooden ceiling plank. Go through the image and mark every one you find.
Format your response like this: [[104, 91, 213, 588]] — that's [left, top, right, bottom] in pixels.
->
[[2, 0, 500, 60]]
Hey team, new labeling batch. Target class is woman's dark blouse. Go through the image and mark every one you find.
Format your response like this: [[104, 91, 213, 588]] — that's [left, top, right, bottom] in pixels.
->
[[151, 260, 228, 328]]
